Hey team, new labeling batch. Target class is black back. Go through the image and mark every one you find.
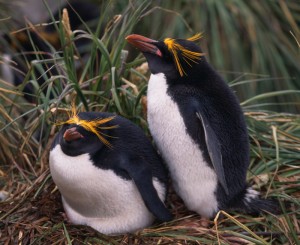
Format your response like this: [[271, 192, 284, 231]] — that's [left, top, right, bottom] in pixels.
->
[[51, 112, 169, 184]]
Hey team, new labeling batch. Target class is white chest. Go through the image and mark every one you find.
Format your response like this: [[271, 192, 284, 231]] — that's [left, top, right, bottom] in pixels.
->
[[147, 73, 219, 217], [49, 144, 165, 234], [49, 145, 135, 217]]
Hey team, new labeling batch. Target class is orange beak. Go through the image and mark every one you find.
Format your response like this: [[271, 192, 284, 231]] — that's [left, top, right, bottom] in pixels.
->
[[63, 127, 84, 142], [126, 34, 162, 57]]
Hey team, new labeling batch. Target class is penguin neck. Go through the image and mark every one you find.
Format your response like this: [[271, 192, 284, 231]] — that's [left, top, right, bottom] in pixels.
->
[[157, 60, 223, 94]]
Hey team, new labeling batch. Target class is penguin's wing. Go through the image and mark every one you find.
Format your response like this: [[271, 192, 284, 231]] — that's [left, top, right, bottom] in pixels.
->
[[119, 157, 172, 222], [196, 112, 229, 195]]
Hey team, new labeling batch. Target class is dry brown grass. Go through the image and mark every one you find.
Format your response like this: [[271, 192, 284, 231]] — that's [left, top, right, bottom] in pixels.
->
[[1, 112, 299, 244]]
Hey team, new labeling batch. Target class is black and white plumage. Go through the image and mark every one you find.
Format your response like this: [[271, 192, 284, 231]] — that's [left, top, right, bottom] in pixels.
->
[[49, 112, 172, 234], [126, 34, 279, 218]]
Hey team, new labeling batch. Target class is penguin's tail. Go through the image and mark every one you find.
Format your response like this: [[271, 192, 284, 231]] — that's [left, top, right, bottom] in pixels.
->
[[231, 187, 281, 215]]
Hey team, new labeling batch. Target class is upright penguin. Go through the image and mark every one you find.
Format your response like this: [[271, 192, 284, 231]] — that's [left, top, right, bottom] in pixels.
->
[[126, 34, 279, 218], [49, 109, 172, 234]]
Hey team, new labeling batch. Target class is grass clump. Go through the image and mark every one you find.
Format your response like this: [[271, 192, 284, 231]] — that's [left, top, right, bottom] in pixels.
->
[[0, 0, 299, 244], [138, 0, 300, 112]]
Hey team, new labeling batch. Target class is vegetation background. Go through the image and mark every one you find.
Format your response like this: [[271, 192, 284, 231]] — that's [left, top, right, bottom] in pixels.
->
[[0, 0, 299, 244]]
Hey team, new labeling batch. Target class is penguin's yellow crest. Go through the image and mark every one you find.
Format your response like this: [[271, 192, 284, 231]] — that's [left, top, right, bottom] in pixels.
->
[[56, 103, 118, 148], [164, 33, 204, 76]]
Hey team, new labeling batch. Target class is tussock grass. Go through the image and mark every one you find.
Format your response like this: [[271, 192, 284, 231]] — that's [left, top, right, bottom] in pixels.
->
[[0, 0, 299, 244], [135, 0, 300, 113]]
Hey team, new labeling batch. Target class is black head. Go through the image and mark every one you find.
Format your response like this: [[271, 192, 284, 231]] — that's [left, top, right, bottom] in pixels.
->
[[126, 34, 205, 80], [55, 112, 117, 157]]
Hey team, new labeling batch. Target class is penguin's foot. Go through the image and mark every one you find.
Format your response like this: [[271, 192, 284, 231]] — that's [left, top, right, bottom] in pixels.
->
[[199, 217, 211, 228], [177, 216, 212, 229], [60, 212, 70, 223]]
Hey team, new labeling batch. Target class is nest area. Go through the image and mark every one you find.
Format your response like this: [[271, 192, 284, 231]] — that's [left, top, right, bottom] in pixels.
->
[[0, 166, 213, 244], [1, 112, 300, 245], [0, 169, 276, 245], [1, 171, 299, 245]]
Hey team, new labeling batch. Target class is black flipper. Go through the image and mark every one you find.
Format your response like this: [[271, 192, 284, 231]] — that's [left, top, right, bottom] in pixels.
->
[[196, 112, 229, 195], [120, 157, 172, 222]]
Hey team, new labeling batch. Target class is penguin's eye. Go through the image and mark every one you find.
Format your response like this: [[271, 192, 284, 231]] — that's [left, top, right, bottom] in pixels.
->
[[155, 42, 170, 59], [162, 37, 204, 76]]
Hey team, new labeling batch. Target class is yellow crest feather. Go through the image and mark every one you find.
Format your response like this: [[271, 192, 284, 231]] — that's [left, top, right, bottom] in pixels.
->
[[56, 103, 118, 148], [164, 33, 204, 76], [187, 33, 203, 42]]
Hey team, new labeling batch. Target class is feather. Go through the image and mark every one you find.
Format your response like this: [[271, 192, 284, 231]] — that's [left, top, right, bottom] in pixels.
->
[[56, 104, 118, 148], [164, 33, 204, 76]]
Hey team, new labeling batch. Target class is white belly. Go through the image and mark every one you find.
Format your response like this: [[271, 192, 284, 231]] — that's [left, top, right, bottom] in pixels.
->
[[147, 73, 218, 218], [49, 145, 165, 234]]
